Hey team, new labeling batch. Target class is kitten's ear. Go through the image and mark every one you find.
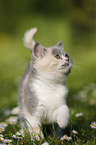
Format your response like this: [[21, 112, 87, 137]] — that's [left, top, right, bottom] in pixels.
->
[[56, 40, 63, 48], [33, 42, 47, 58]]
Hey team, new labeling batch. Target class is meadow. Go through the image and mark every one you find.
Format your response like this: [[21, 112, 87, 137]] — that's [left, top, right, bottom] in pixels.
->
[[0, 14, 96, 144]]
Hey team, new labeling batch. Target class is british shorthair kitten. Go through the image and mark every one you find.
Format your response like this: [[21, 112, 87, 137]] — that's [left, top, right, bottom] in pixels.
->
[[18, 28, 73, 139]]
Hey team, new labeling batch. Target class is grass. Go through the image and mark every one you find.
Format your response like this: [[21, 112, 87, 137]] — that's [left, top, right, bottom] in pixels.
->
[[0, 14, 96, 144], [0, 83, 96, 144]]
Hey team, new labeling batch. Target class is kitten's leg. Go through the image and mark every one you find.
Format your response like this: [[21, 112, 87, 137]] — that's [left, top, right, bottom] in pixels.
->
[[18, 99, 26, 130], [24, 111, 44, 140], [51, 105, 69, 128]]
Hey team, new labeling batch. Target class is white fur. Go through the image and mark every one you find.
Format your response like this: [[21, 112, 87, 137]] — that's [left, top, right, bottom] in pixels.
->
[[28, 74, 69, 129], [24, 109, 44, 140], [23, 28, 37, 51]]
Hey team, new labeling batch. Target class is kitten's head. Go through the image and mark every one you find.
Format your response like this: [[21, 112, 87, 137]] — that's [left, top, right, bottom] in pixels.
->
[[30, 41, 73, 82]]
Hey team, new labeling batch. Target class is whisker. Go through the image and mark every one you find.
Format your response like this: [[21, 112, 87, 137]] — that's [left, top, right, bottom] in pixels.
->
[[73, 64, 87, 77]]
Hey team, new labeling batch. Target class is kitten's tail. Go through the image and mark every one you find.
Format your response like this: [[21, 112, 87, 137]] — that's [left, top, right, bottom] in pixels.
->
[[23, 28, 37, 51]]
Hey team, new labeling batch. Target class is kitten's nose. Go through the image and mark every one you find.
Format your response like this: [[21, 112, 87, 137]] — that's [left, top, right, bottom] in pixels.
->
[[65, 53, 69, 62], [64, 53, 73, 66]]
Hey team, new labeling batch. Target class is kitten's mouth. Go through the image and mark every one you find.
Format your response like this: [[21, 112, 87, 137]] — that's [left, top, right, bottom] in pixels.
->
[[61, 62, 69, 67], [60, 60, 73, 74]]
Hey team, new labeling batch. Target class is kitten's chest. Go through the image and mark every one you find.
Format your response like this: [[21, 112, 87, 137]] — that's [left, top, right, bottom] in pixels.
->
[[30, 79, 67, 109]]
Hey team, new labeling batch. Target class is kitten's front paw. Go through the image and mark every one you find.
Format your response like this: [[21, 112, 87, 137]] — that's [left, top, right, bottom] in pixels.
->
[[57, 115, 69, 128], [32, 127, 44, 140], [57, 105, 69, 128]]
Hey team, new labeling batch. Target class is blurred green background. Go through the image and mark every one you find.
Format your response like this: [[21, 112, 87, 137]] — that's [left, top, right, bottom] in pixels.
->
[[0, 0, 96, 109]]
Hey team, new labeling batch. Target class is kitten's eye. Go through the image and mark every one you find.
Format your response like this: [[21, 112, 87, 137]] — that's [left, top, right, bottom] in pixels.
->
[[55, 55, 60, 59]]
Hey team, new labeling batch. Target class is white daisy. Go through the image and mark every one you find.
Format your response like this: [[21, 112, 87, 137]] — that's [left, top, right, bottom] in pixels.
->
[[0, 122, 8, 128], [12, 132, 24, 140], [75, 112, 83, 117], [0, 137, 4, 141], [0, 134, 4, 141], [11, 107, 19, 115], [0, 127, 5, 133], [60, 135, 72, 141], [6, 116, 18, 125], [16, 132, 23, 136], [72, 130, 78, 136], [90, 122, 96, 129], [3, 139, 12, 144]]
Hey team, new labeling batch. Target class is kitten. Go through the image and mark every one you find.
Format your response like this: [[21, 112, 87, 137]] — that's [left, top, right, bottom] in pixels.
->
[[18, 28, 73, 139]]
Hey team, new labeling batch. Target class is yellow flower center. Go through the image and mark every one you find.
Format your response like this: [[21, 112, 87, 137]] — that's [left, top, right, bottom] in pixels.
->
[[6, 140, 10, 143], [94, 123, 96, 126], [0, 129, 2, 131], [18, 132, 22, 135], [11, 116, 15, 119], [65, 136, 68, 140], [2, 122, 6, 125]]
